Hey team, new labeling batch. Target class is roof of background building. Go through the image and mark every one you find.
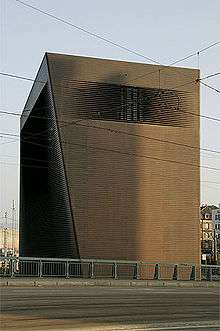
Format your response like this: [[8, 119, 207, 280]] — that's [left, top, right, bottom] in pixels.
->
[[200, 205, 218, 219]]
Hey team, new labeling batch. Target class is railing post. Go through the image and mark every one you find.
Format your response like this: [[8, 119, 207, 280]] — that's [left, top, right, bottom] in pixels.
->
[[173, 264, 178, 280], [154, 263, 160, 280], [90, 261, 94, 279], [10, 259, 15, 278], [133, 263, 140, 280], [66, 261, 69, 278], [207, 266, 212, 281], [39, 260, 43, 278], [3, 260, 7, 277], [112, 262, 117, 279], [190, 265, 196, 281], [3, 258, 207, 282]]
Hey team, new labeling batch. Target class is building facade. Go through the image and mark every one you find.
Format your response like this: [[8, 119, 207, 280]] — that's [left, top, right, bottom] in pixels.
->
[[212, 205, 220, 262], [20, 53, 200, 264], [212, 205, 220, 239], [200, 205, 218, 263], [200, 219, 214, 262], [0, 228, 19, 257]]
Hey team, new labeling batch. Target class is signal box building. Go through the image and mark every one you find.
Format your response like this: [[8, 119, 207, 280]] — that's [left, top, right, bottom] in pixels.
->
[[20, 53, 200, 264]]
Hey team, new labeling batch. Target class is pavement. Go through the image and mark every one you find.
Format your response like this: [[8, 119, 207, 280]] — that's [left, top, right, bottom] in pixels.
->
[[1, 277, 219, 288], [1, 284, 219, 331]]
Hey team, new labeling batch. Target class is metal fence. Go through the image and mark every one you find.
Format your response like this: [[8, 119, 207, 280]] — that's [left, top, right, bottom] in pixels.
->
[[0, 257, 219, 281]]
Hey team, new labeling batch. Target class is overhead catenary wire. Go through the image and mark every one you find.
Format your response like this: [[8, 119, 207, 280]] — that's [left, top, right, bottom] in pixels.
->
[[0, 1, 217, 220], [199, 41, 220, 53], [22, 75, 220, 149], [0, 5, 218, 208], [13, 0, 220, 85], [0, 135, 218, 184], [0, 139, 18, 146], [1, 68, 219, 99], [0, 131, 219, 172], [0, 70, 219, 123], [0, 76, 217, 150], [0, 72, 36, 83], [0, 83, 219, 161], [0, 0, 219, 89], [124, 43, 220, 86], [2, 145, 219, 160], [14, 0, 160, 65], [6, 0, 220, 97], [1, 159, 218, 188], [0, 141, 218, 172], [21, 139, 220, 172], [57, 119, 220, 156], [7, 144, 220, 172], [0, 11, 219, 171], [0, 71, 199, 92], [1, 112, 220, 156], [0, 132, 19, 138], [199, 72, 220, 80], [6, 0, 220, 123], [199, 81, 220, 94], [1, 132, 219, 189], [1, 70, 219, 114], [2, 159, 217, 192], [0, 77, 219, 162]]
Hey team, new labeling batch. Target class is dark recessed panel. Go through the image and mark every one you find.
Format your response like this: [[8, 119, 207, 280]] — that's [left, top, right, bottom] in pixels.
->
[[57, 80, 191, 127], [20, 83, 79, 258]]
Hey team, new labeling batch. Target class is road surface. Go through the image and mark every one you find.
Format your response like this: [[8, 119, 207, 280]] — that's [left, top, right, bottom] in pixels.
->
[[1, 286, 219, 330]]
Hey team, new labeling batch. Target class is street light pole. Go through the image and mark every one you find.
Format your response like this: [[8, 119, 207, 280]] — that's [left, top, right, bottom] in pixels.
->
[[4, 212, 8, 257], [12, 200, 16, 257]]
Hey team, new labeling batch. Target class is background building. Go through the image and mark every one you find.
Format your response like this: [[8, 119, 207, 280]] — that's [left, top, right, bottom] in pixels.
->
[[212, 204, 220, 238], [0, 228, 19, 257], [200, 204, 218, 263], [212, 204, 220, 263], [20, 53, 200, 264]]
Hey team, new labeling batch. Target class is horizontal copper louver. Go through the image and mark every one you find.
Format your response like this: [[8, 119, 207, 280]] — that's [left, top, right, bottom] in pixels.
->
[[20, 53, 200, 264]]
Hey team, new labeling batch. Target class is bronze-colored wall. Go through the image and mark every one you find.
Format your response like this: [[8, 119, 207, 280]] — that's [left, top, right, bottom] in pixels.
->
[[47, 53, 200, 264], [24, 53, 200, 264]]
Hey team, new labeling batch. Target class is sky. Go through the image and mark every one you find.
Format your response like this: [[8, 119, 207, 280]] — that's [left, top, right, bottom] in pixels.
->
[[0, 0, 220, 225]]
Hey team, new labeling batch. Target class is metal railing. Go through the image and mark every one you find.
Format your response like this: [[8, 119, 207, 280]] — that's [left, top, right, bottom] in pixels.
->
[[0, 257, 219, 281]]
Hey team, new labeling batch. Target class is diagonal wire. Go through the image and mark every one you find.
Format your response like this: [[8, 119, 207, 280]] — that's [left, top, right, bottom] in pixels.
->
[[1, 73, 219, 122], [199, 81, 220, 94], [14, 0, 160, 65], [199, 72, 220, 81], [0, 131, 220, 172], [1, 110, 220, 154]]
